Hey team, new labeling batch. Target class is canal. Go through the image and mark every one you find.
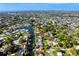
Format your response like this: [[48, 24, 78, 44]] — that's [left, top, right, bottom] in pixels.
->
[[16, 25, 35, 56]]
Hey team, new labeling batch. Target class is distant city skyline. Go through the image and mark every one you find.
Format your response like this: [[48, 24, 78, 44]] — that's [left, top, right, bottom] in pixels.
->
[[0, 3, 79, 12]]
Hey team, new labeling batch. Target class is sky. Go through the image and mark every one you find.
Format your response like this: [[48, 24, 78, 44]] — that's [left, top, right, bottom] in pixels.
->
[[0, 3, 79, 12]]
